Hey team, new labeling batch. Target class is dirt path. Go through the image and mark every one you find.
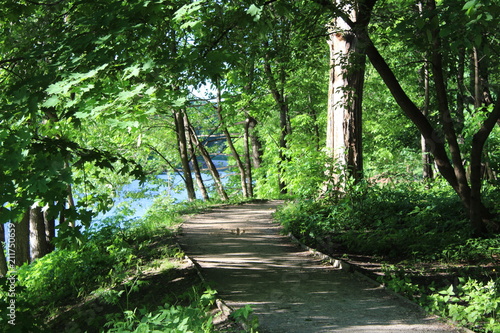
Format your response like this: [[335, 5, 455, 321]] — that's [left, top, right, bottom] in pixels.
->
[[179, 200, 464, 333]]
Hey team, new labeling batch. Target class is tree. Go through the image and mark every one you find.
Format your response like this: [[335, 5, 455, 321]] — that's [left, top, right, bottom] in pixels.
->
[[362, 0, 499, 234], [325, 0, 372, 184]]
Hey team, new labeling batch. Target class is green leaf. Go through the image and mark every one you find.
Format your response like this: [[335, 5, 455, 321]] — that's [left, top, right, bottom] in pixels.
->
[[42, 96, 60, 108], [246, 4, 263, 21], [173, 1, 205, 22], [463, 0, 477, 11], [172, 97, 187, 107]]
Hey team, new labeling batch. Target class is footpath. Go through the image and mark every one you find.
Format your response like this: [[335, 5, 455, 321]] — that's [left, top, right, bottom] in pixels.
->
[[179, 200, 465, 333]]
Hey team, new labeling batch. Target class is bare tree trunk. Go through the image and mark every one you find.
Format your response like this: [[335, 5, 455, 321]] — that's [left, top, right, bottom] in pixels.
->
[[15, 211, 30, 266], [264, 51, 289, 194], [326, 1, 365, 185], [244, 117, 254, 197], [30, 205, 48, 261], [174, 109, 196, 201], [420, 61, 434, 181], [0, 224, 8, 276], [184, 114, 210, 201], [186, 122, 229, 201]]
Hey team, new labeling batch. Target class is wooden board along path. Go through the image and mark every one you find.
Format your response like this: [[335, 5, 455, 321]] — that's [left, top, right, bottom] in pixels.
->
[[179, 200, 463, 333]]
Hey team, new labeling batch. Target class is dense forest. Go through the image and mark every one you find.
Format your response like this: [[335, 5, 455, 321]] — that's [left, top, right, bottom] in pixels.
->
[[1, 0, 499, 332]]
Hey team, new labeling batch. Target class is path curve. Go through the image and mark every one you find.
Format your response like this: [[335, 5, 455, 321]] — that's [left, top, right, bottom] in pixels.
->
[[179, 200, 463, 333]]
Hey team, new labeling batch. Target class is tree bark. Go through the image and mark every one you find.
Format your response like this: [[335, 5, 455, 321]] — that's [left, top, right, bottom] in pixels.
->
[[420, 62, 434, 180], [244, 117, 254, 197], [15, 211, 30, 266], [30, 205, 48, 261], [184, 114, 210, 201], [470, 101, 500, 233], [174, 109, 196, 201], [44, 208, 56, 253], [247, 116, 262, 169], [326, 1, 366, 184]]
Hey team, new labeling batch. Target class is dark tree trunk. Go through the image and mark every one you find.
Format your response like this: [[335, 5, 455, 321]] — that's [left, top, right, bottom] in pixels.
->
[[420, 61, 434, 181], [184, 114, 210, 201], [44, 209, 56, 253], [15, 211, 30, 266], [174, 109, 196, 201], [244, 117, 254, 197], [30, 205, 48, 261]]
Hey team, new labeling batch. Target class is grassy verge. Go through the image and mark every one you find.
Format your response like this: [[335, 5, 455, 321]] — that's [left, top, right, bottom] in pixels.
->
[[1, 196, 256, 332], [274, 180, 500, 333]]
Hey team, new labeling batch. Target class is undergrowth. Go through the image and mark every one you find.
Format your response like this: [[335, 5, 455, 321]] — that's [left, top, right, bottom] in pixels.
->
[[274, 179, 500, 332], [1, 197, 256, 332]]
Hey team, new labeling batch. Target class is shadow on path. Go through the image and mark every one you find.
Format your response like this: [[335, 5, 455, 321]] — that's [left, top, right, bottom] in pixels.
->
[[179, 201, 462, 333]]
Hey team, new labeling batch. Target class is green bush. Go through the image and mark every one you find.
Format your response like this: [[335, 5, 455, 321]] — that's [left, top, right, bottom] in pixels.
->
[[104, 289, 218, 333], [275, 180, 477, 259]]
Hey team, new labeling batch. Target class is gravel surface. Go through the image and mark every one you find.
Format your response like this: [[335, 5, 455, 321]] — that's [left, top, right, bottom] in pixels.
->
[[179, 200, 465, 333]]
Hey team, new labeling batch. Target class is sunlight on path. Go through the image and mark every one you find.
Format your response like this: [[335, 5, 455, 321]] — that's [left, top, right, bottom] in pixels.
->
[[180, 201, 462, 333]]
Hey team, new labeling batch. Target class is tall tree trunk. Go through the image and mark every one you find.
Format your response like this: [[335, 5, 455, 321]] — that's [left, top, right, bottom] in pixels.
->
[[184, 114, 210, 201], [15, 211, 30, 266], [174, 109, 196, 201], [472, 46, 496, 181], [0, 224, 8, 276], [66, 183, 76, 227], [44, 207, 56, 253], [456, 48, 466, 135], [247, 116, 262, 169], [264, 50, 289, 194], [326, 1, 365, 185], [30, 205, 48, 261], [186, 122, 229, 201], [420, 61, 434, 181], [215, 83, 249, 197], [244, 117, 254, 197]]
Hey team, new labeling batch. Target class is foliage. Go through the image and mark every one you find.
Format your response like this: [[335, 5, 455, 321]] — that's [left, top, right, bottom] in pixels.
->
[[275, 180, 483, 259], [378, 269, 500, 333], [0, 197, 215, 332], [104, 289, 217, 333], [423, 278, 500, 332], [230, 304, 260, 333]]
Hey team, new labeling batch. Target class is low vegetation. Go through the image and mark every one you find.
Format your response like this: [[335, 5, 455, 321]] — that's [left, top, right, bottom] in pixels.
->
[[0, 197, 255, 333], [274, 179, 500, 333]]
